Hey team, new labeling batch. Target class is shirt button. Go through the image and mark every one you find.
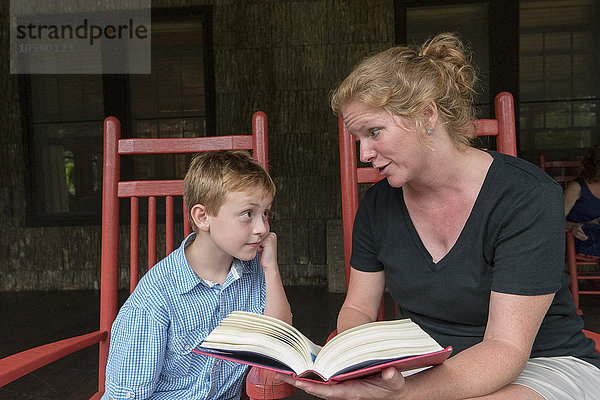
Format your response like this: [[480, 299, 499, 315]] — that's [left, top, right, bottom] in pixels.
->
[[184, 344, 190, 351], [125, 392, 133, 399]]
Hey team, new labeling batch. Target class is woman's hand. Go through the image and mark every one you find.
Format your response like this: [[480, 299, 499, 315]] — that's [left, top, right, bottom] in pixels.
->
[[566, 221, 589, 240], [276, 366, 408, 400]]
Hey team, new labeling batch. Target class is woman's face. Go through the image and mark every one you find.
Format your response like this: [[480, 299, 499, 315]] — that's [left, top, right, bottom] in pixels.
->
[[342, 101, 426, 188]]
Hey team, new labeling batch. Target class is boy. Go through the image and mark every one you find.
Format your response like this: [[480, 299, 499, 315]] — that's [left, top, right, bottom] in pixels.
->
[[102, 150, 291, 400]]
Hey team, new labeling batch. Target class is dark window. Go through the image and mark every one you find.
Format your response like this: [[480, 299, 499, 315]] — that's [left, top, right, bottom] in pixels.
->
[[402, 2, 491, 110], [22, 7, 215, 226], [519, 0, 600, 161], [398, 0, 599, 162], [399, 1, 496, 150]]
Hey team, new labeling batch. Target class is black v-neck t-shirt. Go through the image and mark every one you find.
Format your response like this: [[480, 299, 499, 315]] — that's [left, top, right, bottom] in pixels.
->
[[351, 151, 600, 368]]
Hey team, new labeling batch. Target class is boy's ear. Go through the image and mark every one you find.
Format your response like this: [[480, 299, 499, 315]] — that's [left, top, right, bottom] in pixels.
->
[[190, 204, 210, 232]]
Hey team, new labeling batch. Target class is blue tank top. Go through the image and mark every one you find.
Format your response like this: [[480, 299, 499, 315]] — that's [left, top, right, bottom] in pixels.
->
[[566, 178, 600, 222]]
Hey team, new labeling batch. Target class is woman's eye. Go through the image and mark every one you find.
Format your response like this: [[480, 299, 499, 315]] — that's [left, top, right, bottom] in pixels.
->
[[370, 128, 381, 137]]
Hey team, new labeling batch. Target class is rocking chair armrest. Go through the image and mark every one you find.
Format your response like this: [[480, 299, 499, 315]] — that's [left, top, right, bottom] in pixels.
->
[[0, 330, 107, 386]]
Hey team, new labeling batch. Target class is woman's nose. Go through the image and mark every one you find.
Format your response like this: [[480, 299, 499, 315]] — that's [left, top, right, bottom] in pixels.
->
[[359, 141, 376, 164]]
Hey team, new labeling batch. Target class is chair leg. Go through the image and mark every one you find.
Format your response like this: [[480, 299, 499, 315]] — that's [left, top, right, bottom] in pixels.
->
[[566, 233, 582, 315], [569, 269, 582, 315]]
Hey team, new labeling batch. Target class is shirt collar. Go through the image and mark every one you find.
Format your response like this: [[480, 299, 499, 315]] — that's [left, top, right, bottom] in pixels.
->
[[173, 233, 203, 295], [174, 233, 254, 294]]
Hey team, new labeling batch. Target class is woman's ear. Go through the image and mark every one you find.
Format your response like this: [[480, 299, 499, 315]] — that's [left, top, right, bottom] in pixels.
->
[[423, 101, 439, 130], [190, 204, 210, 232]]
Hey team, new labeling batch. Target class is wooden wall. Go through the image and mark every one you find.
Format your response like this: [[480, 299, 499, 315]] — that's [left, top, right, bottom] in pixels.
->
[[0, 0, 395, 291]]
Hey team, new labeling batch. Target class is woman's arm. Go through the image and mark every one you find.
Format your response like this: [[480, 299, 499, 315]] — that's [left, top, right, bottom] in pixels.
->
[[279, 291, 553, 400], [400, 291, 553, 399], [337, 268, 386, 333], [564, 181, 588, 240], [260, 232, 292, 324]]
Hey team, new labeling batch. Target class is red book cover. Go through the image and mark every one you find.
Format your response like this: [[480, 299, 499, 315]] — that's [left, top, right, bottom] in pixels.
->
[[193, 346, 452, 384]]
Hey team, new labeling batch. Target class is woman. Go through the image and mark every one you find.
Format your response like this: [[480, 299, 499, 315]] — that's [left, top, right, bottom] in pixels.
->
[[279, 33, 600, 399], [565, 145, 600, 257]]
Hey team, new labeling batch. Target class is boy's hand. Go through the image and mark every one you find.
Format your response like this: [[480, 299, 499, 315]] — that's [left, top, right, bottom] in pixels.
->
[[258, 232, 277, 271], [260, 231, 291, 324]]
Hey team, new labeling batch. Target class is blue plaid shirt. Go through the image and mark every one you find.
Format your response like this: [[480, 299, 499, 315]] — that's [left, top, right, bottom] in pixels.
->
[[102, 233, 266, 400]]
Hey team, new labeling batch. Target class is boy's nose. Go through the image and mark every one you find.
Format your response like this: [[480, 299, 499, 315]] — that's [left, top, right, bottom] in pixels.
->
[[254, 218, 269, 235]]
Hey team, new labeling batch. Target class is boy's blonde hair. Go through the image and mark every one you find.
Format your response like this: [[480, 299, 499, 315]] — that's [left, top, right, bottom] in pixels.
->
[[183, 150, 276, 232], [330, 32, 478, 148]]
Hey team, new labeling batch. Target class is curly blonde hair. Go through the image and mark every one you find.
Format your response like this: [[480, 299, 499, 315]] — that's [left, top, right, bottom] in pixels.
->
[[330, 32, 478, 148], [581, 145, 600, 183]]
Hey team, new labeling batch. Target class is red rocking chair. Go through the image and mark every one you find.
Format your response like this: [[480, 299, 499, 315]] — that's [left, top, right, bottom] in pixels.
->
[[0, 112, 295, 400]]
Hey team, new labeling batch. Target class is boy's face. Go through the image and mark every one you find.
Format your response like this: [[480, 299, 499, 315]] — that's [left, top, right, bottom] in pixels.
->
[[207, 190, 273, 261]]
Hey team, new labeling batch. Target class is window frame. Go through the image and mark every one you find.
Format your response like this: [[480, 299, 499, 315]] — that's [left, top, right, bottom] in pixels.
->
[[21, 6, 215, 226]]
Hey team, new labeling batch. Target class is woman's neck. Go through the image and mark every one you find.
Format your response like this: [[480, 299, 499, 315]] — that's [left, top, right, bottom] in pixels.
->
[[404, 145, 490, 204]]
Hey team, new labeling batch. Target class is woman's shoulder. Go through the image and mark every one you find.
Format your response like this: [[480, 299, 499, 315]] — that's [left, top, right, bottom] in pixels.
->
[[565, 179, 583, 194], [488, 151, 560, 189], [484, 151, 563, 210]]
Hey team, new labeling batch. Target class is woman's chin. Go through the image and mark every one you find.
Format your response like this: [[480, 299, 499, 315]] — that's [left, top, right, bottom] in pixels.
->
[[385, 176, 406, 188]]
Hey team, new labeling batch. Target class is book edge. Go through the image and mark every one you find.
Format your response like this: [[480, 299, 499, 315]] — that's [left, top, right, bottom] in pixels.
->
[[194, 346, 453, 384]]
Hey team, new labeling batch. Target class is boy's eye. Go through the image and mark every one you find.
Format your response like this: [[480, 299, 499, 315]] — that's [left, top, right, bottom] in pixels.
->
[[262, 210, 269, 218], [242, 211, 252, 218]]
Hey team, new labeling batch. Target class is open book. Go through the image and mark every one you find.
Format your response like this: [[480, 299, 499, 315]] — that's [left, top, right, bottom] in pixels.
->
[[193, 311, 452, 384]]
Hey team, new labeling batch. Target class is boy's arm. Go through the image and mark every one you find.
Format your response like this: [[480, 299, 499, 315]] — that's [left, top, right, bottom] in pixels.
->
[[104, 306, 167, 399], [258, 232, 292, 324]]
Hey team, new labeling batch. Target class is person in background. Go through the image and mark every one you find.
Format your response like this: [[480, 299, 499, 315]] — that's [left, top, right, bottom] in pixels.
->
[[279, 32, 600, 399], [565, 144, 600, 257], [102, 150, 291, 400]]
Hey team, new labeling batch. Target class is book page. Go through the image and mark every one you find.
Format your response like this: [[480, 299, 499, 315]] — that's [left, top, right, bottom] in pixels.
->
[[312, 319, 444, 380], [202, 329, 308, 373], [222, 312, 321, 357], [200, 311, 322, 374]]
